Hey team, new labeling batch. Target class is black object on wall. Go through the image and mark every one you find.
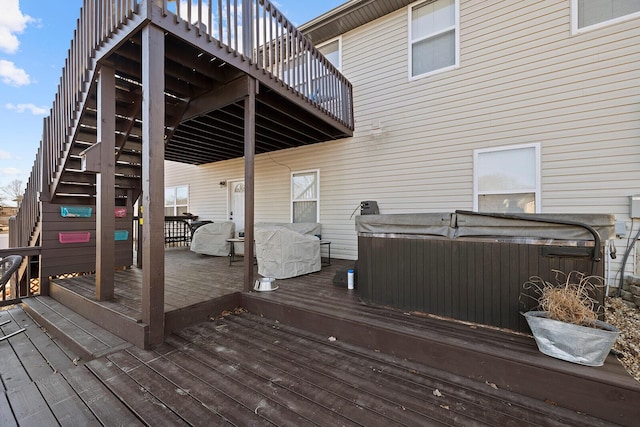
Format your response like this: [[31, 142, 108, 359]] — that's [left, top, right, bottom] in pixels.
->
[[360, 201, 379, 215]]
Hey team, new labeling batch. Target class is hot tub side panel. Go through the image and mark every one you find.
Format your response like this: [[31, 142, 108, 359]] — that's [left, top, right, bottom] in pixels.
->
[[357, 235, 604, 333]]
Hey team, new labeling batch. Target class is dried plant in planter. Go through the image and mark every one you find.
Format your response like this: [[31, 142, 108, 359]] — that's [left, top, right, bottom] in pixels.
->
[[521, 270, 604, 327]]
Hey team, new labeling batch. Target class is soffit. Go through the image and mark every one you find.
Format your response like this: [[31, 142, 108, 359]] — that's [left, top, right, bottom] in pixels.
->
[[300, 0, 416, 44]]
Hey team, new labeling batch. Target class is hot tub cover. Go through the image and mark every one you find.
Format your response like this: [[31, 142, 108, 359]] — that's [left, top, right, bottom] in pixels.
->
[[454, 212, 615, 241], [355, 213, 453, 237], [356, 212, 615, 242]]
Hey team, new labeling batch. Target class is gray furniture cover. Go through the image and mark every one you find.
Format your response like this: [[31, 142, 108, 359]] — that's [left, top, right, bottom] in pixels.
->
[[255, 224, 321, 279], [190, 222, 235, 256], [234, 222, 322, 256]]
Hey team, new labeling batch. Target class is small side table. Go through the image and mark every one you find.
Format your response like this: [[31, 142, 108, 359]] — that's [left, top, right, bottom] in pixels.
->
[[226, 238, 244, 265], [320, 240, 331, 266]]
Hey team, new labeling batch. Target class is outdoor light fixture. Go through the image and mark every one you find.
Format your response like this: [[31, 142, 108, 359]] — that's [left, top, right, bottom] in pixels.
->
[[371, 120, 384, 137]]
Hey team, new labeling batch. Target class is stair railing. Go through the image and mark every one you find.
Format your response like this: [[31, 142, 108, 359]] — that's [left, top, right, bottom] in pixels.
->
[[44, 0, 141, 200], [10, 145, 42, 249]]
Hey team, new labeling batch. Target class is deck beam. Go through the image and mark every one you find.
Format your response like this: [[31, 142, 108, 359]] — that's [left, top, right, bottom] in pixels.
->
[[181, 76, 252, 122]]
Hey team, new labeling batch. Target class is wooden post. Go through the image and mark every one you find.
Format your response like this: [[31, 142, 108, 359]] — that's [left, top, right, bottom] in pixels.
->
[[243, 78, 256, 292], [141, 24, 165, 347], [39, 120, 51, 296], [96, 64, 116, 301]]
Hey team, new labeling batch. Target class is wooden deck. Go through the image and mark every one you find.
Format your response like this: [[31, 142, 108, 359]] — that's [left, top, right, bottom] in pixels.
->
[[2, 301, 630, 426], [52, 247, 248, 317], [5, 248, 639, 425], [41, 247, 338, 347]]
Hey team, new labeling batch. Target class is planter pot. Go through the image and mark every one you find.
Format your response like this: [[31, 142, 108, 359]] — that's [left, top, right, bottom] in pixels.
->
[[523, 311, 620, 366]]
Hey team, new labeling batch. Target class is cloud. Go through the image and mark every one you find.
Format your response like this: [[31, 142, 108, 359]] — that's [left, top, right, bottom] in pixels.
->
[[0, 151, 13, 160], [0, 60, 30, 86], [0, 0, 35, 54], [5, 102, 47, 115], [0, 167, 21, 176]]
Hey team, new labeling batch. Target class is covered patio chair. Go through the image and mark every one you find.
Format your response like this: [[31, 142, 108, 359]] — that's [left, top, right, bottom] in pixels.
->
[[190, 222, 235, 256], [254, 226, 321, 279]]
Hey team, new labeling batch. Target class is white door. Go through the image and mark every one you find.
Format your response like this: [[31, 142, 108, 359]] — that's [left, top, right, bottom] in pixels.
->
[[228, 180, 245, 237]]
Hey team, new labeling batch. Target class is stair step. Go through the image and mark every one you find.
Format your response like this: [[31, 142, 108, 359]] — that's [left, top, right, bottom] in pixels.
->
[[49, 282, 148, 348], [22, 296, 131, 361]]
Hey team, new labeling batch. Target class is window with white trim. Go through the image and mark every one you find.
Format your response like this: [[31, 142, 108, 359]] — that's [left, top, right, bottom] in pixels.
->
[[317, 38, 341, 71], [283, 38, 342, 105], [292, 170, 319, 223], [572, 0, 640, 32], [164, 185, 189, 216], [409, 0, 459, 79], [474, 144, 540, 214]]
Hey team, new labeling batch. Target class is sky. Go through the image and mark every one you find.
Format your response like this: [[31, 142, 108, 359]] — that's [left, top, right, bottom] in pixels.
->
[[0, 0, 345, 205]]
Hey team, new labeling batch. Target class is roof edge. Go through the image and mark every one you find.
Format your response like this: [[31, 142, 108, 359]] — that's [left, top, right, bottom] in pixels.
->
[[299, 0, 415, 44]]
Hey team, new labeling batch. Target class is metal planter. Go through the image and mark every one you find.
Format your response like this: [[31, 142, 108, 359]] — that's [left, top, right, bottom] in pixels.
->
[[524, 311, 619, 366]]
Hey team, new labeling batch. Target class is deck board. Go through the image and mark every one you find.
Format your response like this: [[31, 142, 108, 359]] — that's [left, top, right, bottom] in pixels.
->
[[21, 298, 114, 357], [165, 332, 369, 426], [125, 345, 255, 425], [7, 381, 59, 426], [174, 321, 439, 426], [229, 313, 579, 427], [86, 356, 190, 426], [106, 351, 227, 425], [0, 392, 17, 427], [7, 305, 76, 372], [0, 311, 33, 391], [224, 315, 508, 426], [60, 367, 144, 426], [160, 334, 318, 426], [36, 372, 100, 425]]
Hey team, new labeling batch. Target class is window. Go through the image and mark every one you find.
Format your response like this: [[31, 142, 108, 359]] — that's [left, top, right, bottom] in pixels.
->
[[292, 170, 319, 223], [284, 38, 341, 101], [317, 38, 341, 70], [164, 185, 189, 216], [409, 0, 459, 79], [314, 38, 343, 109], [572, 0, 640, 32], [474, 144, 540, 214]]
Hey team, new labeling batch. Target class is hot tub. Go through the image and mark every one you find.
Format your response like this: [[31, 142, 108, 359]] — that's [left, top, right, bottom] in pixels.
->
[[355, 211, 615, 333]]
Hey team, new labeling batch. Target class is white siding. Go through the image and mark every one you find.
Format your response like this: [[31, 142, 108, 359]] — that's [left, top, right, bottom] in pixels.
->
[[165, 0, 640, 283]]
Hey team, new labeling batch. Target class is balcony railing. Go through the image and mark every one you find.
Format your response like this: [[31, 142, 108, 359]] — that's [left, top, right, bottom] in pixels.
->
[[161, 0, 353, 129]]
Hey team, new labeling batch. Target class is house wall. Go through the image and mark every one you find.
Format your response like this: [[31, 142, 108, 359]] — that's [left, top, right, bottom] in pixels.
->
[[165, 0, 640, 285]]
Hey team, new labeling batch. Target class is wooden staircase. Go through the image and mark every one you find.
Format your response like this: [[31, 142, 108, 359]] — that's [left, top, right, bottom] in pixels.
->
[[10, 0, 353, 265]]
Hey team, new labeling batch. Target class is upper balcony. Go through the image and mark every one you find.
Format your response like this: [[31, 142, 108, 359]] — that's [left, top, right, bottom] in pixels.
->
[[152, 0, 354, 164]]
